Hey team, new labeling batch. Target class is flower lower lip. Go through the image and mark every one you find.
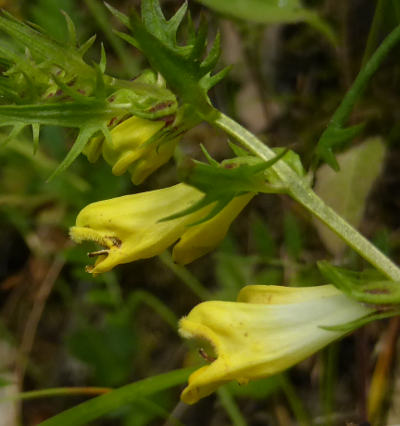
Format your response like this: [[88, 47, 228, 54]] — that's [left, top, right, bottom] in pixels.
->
[[85, 236, 122, 262], [88, 249, 109, 258]]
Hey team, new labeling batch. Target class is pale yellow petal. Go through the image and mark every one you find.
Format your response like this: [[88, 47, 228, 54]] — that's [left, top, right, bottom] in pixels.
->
[[238, 284, 341, 304], [172, 193, 254, 265], [129, 137, 179, 185], [102, 116, 165, 176], [70, 184, 203, 274], [179, 286, 373, 404]]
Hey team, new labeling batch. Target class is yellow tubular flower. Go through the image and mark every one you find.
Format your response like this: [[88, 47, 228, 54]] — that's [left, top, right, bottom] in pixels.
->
[[172, 193, 253, 265], [179, 284, 374, 404], [69, 183, 253, 274], [84, 116, 179, 185]]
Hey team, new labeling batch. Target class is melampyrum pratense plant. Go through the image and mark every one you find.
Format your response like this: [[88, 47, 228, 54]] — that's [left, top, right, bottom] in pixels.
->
[[3, 0, 400, 423]]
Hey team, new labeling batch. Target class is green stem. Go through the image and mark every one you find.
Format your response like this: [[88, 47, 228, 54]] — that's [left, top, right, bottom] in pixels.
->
[[321, 344, 338, 426], [159, 251, 212, 301], [217, 387, 247, 426], [212, 111, 400, 281], [361, 0, 387, 66], [128, 289, 179, 329], [2, 387, 111, 402], [320, 23, 400, 134], [279, 374, 312, 426]]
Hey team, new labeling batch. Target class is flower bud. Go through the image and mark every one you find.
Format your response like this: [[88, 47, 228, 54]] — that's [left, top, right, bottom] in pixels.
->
[[84, 116, 178, 184]]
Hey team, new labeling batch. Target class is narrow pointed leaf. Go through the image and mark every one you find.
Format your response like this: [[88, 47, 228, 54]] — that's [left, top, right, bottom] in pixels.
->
[[99, 43, 107, 73], [195, 0, 337, 45], [200, 32, 221, 73], [78, 34, 97, 55], [32, 123, 40, 153], [104, 2, 131, 27], [38, 368, 193, 426], [316, 123, 365, 170], [47, 126, 99, 180], [61, 11, 77, 47], [167, 2, 188, 38]]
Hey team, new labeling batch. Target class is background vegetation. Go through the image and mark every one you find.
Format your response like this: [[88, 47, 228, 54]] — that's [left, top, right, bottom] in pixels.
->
[[1, 0, 400, 424]]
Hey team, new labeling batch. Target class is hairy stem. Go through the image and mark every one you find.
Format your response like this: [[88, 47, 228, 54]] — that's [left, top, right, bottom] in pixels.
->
[[212, 111, 400, 281]]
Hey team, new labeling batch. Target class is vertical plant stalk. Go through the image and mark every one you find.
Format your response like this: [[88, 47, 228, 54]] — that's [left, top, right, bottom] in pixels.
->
[[213, 111, 400, 281], [361, 0, 387, 66], [321, 344, 338, 426], [320, 23, 400, 139], [217, 387, 248, 426], [159, 251, 212, 301], [278, 374, 312, 426]]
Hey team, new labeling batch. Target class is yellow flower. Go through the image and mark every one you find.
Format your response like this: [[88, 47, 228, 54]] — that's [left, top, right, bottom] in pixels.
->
[[70, 183, 253, 274], [84, 116, 179, 185], [179, 284, 373, 404]]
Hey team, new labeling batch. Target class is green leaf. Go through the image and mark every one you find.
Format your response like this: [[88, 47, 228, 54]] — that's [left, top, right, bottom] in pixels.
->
[[315, 123, 365, 170], [108, 0, 228, 116], [0, 12, 92, 76], [38, 368, 194, 426], [84, 0, 140, 75], [30, 0, 79, 43], [313, 137, 386, 256], [195, 0, 337, 45], [47, 125, 105, 180]]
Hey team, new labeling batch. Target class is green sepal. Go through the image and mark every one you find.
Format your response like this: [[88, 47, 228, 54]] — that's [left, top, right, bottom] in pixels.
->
[[320, 310, 400, 333], [161, 147, 288, 225], [263, 147, 306, 187], [160, 192, 233, 226], [315, 123, 365, 170], [318, 260, 400, 305], [228, 140, 251, 157]]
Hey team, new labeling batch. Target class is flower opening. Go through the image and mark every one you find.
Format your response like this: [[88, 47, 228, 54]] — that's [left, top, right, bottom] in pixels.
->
[[179, 284, 373, 404]]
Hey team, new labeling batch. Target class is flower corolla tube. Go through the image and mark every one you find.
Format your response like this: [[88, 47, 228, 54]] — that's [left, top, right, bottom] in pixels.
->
[[84, 115, 179, 185], [179, 284, 373, 404], [70, 183, 253, 274]]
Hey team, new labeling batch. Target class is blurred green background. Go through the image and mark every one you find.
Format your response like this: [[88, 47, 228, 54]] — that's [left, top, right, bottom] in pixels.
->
[[1, 0, 400, 424]]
